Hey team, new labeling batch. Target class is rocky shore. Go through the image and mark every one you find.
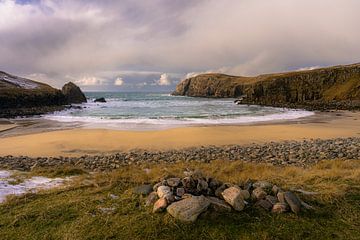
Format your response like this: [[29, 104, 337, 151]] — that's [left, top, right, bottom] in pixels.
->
[[0, 137, 359, 171], [172, 63, 360, 111], [0, 71, 86, 118]]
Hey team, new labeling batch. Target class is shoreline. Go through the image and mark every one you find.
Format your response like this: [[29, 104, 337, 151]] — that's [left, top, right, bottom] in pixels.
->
[[0, 110, 359, 157], [1, 137, 359, 171]]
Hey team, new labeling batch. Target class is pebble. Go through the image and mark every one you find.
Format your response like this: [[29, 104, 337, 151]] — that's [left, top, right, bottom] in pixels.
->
[[1, 137, 359, 171]]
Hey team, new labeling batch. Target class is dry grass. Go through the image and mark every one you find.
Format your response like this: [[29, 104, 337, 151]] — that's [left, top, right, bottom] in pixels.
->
[[1, 159, 360, 240]]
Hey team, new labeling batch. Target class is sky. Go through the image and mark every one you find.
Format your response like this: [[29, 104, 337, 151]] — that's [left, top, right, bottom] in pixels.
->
[[1, 0, 360, 91]]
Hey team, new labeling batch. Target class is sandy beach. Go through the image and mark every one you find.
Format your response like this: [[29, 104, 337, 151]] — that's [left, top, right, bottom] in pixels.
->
[[0, 111, 359, 157]]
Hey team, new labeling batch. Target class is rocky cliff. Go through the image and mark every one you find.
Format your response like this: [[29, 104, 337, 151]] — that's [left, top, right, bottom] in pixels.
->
[[172, 63, 360, 110], [0, 71, 86, 117]]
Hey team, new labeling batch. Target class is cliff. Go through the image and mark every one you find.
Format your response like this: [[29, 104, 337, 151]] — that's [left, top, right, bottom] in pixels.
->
[[0, 71, 86, 117], [173, 63, 360, 110]]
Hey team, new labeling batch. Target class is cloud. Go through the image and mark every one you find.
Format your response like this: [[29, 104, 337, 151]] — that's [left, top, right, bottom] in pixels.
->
[[114, 77, 124, 86], [1, 0, 360, 91], [74, 76, 107, 86], [156, 73, 171, 86]]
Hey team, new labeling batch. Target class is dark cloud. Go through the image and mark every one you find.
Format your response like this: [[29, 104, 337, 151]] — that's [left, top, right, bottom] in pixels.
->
[[0, 0, 359, 91]]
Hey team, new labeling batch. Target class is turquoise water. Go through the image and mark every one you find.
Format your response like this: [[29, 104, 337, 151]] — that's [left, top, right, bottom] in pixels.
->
[[44, 92, 314, 130]]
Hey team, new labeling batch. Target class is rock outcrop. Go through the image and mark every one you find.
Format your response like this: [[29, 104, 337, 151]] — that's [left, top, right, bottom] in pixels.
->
[[172, 63, 360, 110], [62, 82, 87, 104], [0, 71, 86, 117]]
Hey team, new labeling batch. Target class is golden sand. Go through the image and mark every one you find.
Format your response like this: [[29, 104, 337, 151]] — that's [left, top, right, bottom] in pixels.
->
[[0, 111, 359, 157]]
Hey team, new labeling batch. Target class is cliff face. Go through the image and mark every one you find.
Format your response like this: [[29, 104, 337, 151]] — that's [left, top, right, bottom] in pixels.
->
[[173, 63, 360, 110], [0, 71, 86, 117]]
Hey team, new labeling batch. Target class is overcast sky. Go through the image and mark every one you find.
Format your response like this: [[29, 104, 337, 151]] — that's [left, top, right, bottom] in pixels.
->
[[1, 0, 360, 91]]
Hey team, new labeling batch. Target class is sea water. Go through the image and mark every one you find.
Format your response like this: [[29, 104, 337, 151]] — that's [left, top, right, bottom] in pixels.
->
[[44, 92, 314, 130]]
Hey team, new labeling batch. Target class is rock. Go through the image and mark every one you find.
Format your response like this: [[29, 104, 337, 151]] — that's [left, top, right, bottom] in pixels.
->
[[182, 177, 196, 192], [94, 97, 106, 103], [272, 203, 288, 213], [145, 192, 158, 207], [221, 187, 245, 211], [197, 179, 208, 192], [157, 186, 171, 198], [265, 195, 278, 205], [284, 191, 302, 214], [240, 190, 250, 200], [243, 179, 254, 192], [164, 193, 175, 203], [133, 184, 153, 195], [272, 185, 280, 195], [255, 199, 273, 211], [166, 195, 210, 222], [252, 187, 267, 200], [176, 187, 185, 197], [181, 193, 193, 199], [253, 181, 272, 189], [153, 198, 168, 213], [207, 196, 232, 212], [172, 63, 360, 111], [152, 182, 163, 191], [62, 82, 87, 104], [167, 178, 181, 187], [277, 191, 286, 204], [208, 178, 222, 190], [214, 183, 232, 198]]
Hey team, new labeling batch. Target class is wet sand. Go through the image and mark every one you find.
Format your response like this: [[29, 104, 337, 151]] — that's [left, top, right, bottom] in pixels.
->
[[0, 111, 359, 157]]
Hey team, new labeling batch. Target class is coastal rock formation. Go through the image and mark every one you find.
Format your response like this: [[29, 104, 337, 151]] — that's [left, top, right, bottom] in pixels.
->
[[94, 97, 106, 103], [172, 63, 360, 110], [0, 71, 86, 117], [62, 82, 87, 104], [0, 71, 66, 111]]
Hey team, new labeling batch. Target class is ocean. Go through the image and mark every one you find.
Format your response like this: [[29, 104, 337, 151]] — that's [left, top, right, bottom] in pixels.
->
[[43, 92, 314, 130]]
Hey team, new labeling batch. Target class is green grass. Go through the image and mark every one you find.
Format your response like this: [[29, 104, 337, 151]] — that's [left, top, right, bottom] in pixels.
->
[[1, 160, 360, 240]]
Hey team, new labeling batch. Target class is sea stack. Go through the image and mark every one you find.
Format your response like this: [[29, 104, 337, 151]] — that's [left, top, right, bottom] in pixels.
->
[[62, 82, 87, 104]]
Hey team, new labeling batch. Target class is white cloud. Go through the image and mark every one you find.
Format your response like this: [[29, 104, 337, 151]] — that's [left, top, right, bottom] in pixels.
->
[[296, 66, 321, 72], [156, 73, 171, 86], [75, 76, 106, 86], [114, 77, 124, 86]]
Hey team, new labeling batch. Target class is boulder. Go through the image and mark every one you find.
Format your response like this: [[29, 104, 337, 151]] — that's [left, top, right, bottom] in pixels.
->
[[166, 195, 210, 222], [221, 187, 245, 211], [253, 181, 272, 190], [277, 191, 286, 204], [255, 199, 273, 211], [197, 179, 209, 192], [145, 192, 158, 207], [284, 191, 302, 214], [272, 203, 288, 213], [176, 187, 185, 197], [207, 196, 232, 212], [157, 186, 171, 198], [166, 178, 181, 187], [252, 187, 267, 200], [62, 82, 87, 104], [265, 195, 278, 205], [240, 190, 250, 200], [94, 97, 106, 103], [153, 198, 168, 213]]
